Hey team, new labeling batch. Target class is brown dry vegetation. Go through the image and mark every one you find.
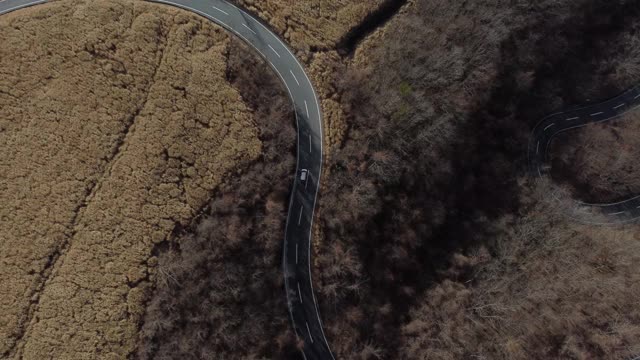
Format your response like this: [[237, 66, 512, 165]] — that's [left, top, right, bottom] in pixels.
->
[[136, 36, 298, 359], [0, 0, 261, 358], [232, 0, 385, 51], [3, 0, 640, 358], [549, 109, 640, 203], [132, 0, 640, 357], [310, 0, 640, 358], [2, 0, 387, 358], [229, 0, 391, 152], [401, 183, 640, 359]]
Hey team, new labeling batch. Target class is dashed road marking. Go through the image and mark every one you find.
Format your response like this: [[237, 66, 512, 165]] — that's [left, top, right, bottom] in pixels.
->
[[306, 322, 314, 343], [590, 112, 604, 117], [295, 243, 298, 264], [536, 141, 540, 154], [242, 23, 257, 34], [635, 93, 640, 99], [297, 282, 303, 302], [210, 2, 334, 357], [309, 134, 312, 153], [544, 123, 555, 131], [566, 116, 580, 121], [212, 5, 229, 15], [609, 211, 625, 216], [304, 100, 310, 118], [290, 70, 300, 86], [614, 103, 626, 109], [268, 44, 281, 58], [298, 205, 304, 225]]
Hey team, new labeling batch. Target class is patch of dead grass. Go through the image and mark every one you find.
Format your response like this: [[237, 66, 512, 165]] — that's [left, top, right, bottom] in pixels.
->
[[0, 1, 260, 358]]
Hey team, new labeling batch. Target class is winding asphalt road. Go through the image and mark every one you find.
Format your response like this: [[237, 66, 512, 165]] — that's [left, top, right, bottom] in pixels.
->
[[529, 85, 640, 224], [0, 0, 334, 359]]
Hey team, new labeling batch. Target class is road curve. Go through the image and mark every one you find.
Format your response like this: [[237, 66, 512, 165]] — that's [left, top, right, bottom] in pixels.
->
[[0, 1, 335, 359], [0, 0, 45, 15], [529, 85, 640, 224]]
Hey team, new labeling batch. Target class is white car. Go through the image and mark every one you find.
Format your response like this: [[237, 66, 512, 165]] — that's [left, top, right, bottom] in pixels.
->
[[300, 169, 308, 181]]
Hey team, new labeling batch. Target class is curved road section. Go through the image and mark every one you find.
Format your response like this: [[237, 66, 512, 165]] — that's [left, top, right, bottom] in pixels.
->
[[0, 1, 335, 359], [529, 85, 640, 224], [0, 0, 45, 15]]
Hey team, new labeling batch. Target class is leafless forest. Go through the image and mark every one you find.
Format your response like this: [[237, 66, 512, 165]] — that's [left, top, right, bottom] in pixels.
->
[[138, 0, 640, 359], [137, 37, 299, 359], [315, 0, 640, 358], [549, 111, 640, 203]]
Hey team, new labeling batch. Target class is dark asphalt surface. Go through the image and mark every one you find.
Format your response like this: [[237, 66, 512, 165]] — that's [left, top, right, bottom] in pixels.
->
[[0, 0, 334, 359], [5, 0, 640, 357], [0, 0, 45, 14], [529, 85, 640, 224]]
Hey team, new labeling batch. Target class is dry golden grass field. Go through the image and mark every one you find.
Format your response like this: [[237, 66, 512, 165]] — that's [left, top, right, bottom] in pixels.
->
[[235, 0, 384, 51], [0, 0, 261, 357], [2, 0, 640, 359], [0, 0, 385, 358]]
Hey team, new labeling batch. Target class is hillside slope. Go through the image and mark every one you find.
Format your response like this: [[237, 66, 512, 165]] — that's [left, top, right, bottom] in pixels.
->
[[0, 1, 261, 358]]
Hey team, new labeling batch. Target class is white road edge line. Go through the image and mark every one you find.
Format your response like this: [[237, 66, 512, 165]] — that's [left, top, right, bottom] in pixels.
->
[[590, 111, 604, 117], [268, 44, 281, 58], [210, 15, 228, 27], [0, 2, 45, 15], [614, 103, 626, 109], [212, 5, 229, 15], [306, 322, 314, 343], [298, 205, 304, 225], [297, 282, 303, 302], [290, 70, 301, 86], [140, 3, 327, 358], [544, 123, 555, 131], [221, 2, 335, 358], [268, 61, 294, 100], [242, 23, 257, 34], [566, 116, 579, 121]]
